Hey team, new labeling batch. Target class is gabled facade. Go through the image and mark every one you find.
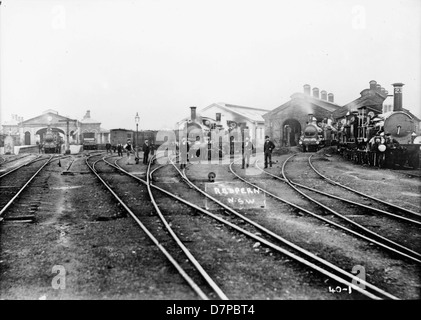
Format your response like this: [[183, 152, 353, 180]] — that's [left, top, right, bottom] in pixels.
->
[[177, 102, 270, 147], [1, 109, 109, 147], [263, 86, 342, 147]]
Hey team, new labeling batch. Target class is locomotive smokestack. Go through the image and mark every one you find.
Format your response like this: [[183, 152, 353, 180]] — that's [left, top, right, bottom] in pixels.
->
[[312, 87, 319, 99], [308, 113, 313, 123], [375, 84, 381, 92], [328, 93, 334, 103], [392, 83, 404, 111], [369, 80, 377, 90], [190, 106, 197, 121], [321, 90, 327, 100], [303, 84, 311, 95]]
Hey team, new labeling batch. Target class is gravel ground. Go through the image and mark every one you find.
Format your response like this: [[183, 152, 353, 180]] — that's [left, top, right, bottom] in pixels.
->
[[0, 150, 420, 300]]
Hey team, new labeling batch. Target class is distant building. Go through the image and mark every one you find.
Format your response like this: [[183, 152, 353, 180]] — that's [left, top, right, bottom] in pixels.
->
[[177, 102, 270, 147], [0, 109, 109, 147], [262, 85, 342, 147]]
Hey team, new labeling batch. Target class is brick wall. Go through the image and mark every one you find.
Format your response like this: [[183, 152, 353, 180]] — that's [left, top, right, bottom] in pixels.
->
[[264, 101, 338, 147]]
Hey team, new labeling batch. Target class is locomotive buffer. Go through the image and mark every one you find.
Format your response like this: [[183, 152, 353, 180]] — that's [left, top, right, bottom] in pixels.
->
[[58, 119, 77, 154]]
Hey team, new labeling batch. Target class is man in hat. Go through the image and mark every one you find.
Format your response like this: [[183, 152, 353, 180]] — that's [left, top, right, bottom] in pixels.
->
[[264, 135, 275, 169], [179, 136, 190, 169], [142, 139, 150, 165], [242, 136, 254, 169], [385, 133, 400, 168], [124, 139, 133, 164]]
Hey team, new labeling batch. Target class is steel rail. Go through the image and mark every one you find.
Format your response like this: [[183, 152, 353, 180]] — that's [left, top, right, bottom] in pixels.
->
[[281, 154, 421, 261], [161, 156, 398, 299], [0, 154, 31, 167], [308, 154, 421, 217], [108, 155, 229, 300], [228, 157, 421, 264], [85, 154, 212, 300], [253, 159, 421, 227], [0, 155, 44, 179], [0, 155, 53, 220], [146, 157, 229, 300]]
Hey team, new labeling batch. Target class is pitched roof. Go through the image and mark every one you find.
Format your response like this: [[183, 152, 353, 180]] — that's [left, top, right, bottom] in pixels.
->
[[333, 91, 386, 118], [178, 102, 271, 124], [202, 102, 270, 122], [80, 117, 100, 124], [264, 93, 341, 118], [21, 112, 77, 124]]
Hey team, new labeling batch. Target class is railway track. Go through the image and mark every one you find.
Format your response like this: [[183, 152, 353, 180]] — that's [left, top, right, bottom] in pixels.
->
[[0, 155, 42, 178], [0, 155, 55, 222], [0, 154, 32, 168], [163, 156, 402, 300], [85, 153, 228, 300], [307, 154, 421, 218], [227, 156, 421, 265], [253, 158, 421, 227]]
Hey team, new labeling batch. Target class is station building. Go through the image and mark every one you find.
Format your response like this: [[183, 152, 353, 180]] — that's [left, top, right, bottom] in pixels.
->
[[262, 85, 342, 147], [0, 109, 109, 153], [177, 102, 270, 147]]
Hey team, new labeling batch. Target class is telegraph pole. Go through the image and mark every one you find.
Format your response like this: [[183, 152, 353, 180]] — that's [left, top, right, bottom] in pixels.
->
[[58, 119, 77, 154]]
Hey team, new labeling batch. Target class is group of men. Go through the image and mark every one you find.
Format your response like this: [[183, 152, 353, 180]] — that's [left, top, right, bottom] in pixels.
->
[[177, 135, 276, 170], [101, 134, 277, 168], [368, 132, 401, 168], [108, 139, 153, 165]]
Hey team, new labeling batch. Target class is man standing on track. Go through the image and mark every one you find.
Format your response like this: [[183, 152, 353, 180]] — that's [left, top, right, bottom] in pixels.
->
[[117, 143, 123, 157], [264, 135, 275, 169], [124, 139, 133, 165], [242, 136, 254, 169], [142, 139, 150, 165], [179, 136, 189, 169]]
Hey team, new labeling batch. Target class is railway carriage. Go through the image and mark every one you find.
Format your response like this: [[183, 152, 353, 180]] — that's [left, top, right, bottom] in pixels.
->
[[82, 132, 98, 150]]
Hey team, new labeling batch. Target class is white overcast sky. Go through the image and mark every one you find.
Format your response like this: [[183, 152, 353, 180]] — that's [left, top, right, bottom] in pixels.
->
[[1, 0, 420, 130]]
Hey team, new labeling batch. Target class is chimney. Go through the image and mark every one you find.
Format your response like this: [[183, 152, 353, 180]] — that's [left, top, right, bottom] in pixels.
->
[[321, 90, 327, 100], [303, 84, 311, 95], [190, 106, 197, 121], [216, 113, 221, 122], [312, 87, 319, 99], [84, 110, 91, 119], [308, 113, 313, 123], [392, 83, 404, 111], [328, 93, 334, 103], [369, 80, 377, 90]]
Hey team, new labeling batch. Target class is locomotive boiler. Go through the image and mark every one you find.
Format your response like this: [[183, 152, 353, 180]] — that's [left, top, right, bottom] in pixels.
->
[[299, 115, 325, 152], [43, 128, 62, 153]]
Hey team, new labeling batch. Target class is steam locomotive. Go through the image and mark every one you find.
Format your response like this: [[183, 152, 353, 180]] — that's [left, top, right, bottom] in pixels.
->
[[299, 120, 325, 152], [175, 107, 253, 161], [299, 115, 337, 152], [337, 83, 419, 169], [43, 128, 63, 153]]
